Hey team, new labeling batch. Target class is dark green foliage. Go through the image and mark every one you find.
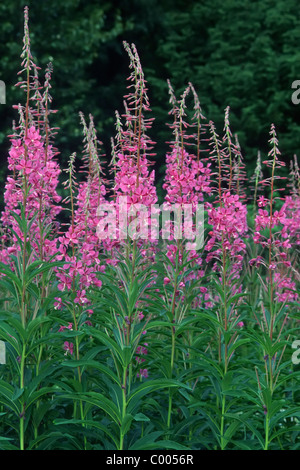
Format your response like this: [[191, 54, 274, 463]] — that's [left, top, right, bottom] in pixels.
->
[[1, 0, 300, 203]]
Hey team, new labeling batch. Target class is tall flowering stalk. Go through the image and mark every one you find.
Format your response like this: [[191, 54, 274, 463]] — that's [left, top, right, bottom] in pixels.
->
[[161, 81, 212, 429], [249, 124, 299, 449], [110, 42, 158, 255], [100, 42, 158, 449], [55, 150, 93, 448], [205, 112, 249, 449], [56, 113, 108, 357], [163, 82, 211, 275], [0, 7, 62, 323], [252, 126, 299, 310], [206, 116, 248, 338], [56, 114, 105, 305], [55, 118, 107, 440], [1, 10, 61, 267], [283, 155, 300, 253], [253, 125, 293, 328], [0, 7, 63, 451]]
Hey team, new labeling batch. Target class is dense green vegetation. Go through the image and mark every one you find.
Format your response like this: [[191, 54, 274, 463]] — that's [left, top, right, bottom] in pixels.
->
[[0, 4, 299, 451], [1, 0, 300, 191]]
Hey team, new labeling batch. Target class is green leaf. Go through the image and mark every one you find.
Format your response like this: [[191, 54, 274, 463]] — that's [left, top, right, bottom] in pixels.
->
[[134, 412, 150, 422], [128, 379, 191, 407], [84, 326, 124, 365], [25, 260, 65, 285], [225, 412, 265, 449], [12, 386, 24, 401], [130, 439, 190, 450], [53, 418, 119, 448], [227, 338, 251, 358], [0, 263, 22, 292], [128, 431, 163, 450], [59, 391, 121, 425], [61, 358, 119, 384], [0, 379, 22, 415], [121, 413, 134, 435]]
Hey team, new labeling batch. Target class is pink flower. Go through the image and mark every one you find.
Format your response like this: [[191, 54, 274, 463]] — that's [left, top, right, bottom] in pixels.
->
[[54, 297, 63, 310], [15, 158, 32, 175], [257, 196, 269, 207], [74, 290, 89, 305], [205, 191, 248, 283], [24, 125, 43, 148], [137, 312, 144, 320], [1, 125, 62, 265], [59, 323, 73, 332], [137, 368, 148, 378], [63, 341, 74, 355]]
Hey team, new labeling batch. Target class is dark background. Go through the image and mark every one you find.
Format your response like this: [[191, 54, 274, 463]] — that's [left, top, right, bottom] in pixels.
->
[[1, 0, 300, 205]]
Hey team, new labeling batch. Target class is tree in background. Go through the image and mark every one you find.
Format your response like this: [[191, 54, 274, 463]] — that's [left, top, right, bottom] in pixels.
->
[[1, 0, 300, 207], [151, 0, 300, 170]]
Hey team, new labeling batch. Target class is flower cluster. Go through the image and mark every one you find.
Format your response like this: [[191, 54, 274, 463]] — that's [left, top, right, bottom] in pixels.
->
[[205, 191, 248, 276], [56, 116, 107, 304], [161, 84, 212, 307], [281, 195, 300, 246], [104, 43, 158, 258], [0, 125, 61, 264], [274, 272, 298, 303], [163, 147, 211, 207]]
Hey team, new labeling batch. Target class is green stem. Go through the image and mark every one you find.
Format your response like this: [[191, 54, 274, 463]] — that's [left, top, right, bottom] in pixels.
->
[[20, 343, 26, 451], [119, 367, 127, 450], [268, 138, 277, 329], [167, 329, 176, 429], [75, 334, 87, 450], [220, 395, 226, 450], [264, 413, 269, 450], [167, 392, 173, 430], [167, 248, 180, 430], [33, 339, 44, 443], [220, 240, 228, 450]]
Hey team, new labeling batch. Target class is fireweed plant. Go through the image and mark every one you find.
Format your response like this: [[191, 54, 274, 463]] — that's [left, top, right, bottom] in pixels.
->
[[0, 8, 299, 450]]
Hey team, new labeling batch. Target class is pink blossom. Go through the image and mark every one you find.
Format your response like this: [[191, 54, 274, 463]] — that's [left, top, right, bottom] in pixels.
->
[[1, 126, 62, 265], [59, 323, 73, 332], [54, 297, 63, 310], [137, 368, 148, 378], [74, 290, 89, 305], [63, 341, 74, 356]]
